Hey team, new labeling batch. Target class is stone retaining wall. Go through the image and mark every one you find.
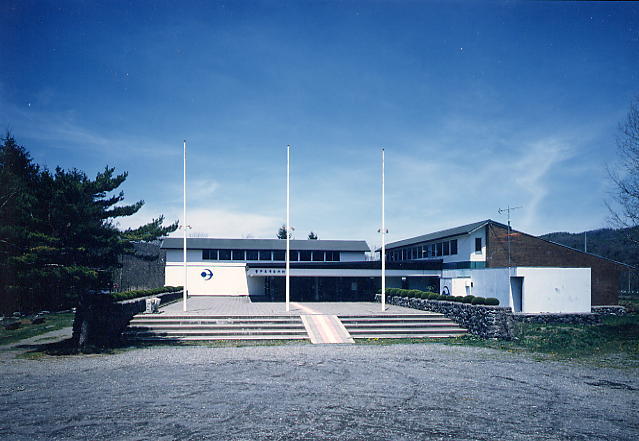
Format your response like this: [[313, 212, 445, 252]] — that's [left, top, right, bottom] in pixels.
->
[[376, 295, 627, 339], [592, 305, 626, 316], [376, 294, 515, 339], [512, 313, 601, 325], [72, 290, 183, 351]]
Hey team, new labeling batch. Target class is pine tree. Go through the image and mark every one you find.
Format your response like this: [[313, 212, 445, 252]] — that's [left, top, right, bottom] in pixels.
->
[[0, 135, 178, 313]]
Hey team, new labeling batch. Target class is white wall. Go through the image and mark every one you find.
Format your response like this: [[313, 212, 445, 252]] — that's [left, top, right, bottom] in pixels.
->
[[340, 251, 367, 262], [442, 267, 591, 313], [165, 262, 253, 296], [514, 267, 591, 313]]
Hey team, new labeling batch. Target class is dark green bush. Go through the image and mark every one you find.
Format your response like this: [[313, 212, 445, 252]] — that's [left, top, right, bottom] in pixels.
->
[[419, 292, 430, 299], [471, 296, 487, 305], [462, 295, 475, 304], [111, 286, 183, 302], [428, 292, 440, 300], [409, 290, 422, 298], [437, 295, 450, 301], [485, 297, 500, 306]]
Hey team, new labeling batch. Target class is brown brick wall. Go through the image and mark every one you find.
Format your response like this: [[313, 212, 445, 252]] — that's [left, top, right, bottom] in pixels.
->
[[486, 224, 623, 305]]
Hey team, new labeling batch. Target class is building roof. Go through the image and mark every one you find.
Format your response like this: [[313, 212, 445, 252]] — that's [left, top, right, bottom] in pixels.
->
[[383, 219, 507, 250], [160, 237, 370, 252]]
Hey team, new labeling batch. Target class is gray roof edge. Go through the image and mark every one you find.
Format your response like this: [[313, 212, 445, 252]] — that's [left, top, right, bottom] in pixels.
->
[[160, 237, 370, 252], [382, 220, 496, 250]]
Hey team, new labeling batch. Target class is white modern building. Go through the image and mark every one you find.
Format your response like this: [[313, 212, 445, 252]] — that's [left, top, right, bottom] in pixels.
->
[[162, 220, 627, 313]]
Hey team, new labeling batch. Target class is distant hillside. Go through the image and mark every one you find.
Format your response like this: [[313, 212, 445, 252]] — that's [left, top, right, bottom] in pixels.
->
[[540, 227, 639, 267]]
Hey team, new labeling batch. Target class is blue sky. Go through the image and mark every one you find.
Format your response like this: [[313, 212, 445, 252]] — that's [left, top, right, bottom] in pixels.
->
[[1, 0, 638, 249]]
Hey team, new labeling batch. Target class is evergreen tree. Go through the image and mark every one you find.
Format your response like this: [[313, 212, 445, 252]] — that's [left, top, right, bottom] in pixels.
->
[[308, 231, 318, 240], [0, 135, 178, 313], [277, 224, 292, 239]]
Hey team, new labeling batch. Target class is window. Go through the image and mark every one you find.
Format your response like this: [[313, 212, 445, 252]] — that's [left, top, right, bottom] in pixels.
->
[[202, 249, 218, 260], [430, 244, 436, 257], [273, 250, 285, 261], [218, 249, 231, 260], [326, 251, 340, 262], [436, 242, 443, 256], [299, 250, 311, 261], [290, 250, 299, 261], [232, 249, 245, 260], [443, 241, 450, 256], [450, 239, 458, 255], [246, 250, 258, 260], [312, 251, 324, 261], [475, 237, 482, 253], [422, 245, 428, 258], [259, 250, 272, 261]]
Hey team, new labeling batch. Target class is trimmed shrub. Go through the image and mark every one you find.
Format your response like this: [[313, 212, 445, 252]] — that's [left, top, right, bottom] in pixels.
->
[[471, 296, 487, 305], [428, 292, 440, 300], [111, 286, 183, 302], [437, 295, 450, 301], [485, 297, 500, 306], [461, 295, 474, 304], [409, 290, 422, 298]]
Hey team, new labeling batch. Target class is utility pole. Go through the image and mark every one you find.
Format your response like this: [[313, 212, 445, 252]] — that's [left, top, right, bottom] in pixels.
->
[[497, 205, 522, 272], [584, 231, 588, 253]]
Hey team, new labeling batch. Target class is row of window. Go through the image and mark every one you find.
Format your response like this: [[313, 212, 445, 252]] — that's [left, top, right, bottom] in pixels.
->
[[387, 237, 483, 262], [202, 249, 341, 262]]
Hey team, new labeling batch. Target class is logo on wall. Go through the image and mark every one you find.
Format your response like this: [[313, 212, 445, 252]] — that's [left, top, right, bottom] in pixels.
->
[[201, 269, 213, 281], [441, 286, 450, 296]]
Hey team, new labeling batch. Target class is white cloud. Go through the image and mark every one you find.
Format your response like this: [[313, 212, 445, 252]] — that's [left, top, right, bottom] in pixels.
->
[[116, 204, 280, 239]]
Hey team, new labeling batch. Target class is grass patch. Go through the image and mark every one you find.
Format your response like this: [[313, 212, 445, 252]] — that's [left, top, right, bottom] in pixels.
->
[[357, 315, 639, 367], [0, 312, 75, 346], [444, 315, 639, 366]]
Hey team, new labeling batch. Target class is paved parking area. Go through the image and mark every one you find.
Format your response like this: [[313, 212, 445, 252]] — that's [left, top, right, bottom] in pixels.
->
[[161, 297, 429, 316], [1, 343, 637, 440]]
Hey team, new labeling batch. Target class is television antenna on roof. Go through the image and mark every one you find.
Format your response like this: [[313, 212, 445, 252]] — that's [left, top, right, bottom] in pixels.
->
[[497, 204, 522, 270]]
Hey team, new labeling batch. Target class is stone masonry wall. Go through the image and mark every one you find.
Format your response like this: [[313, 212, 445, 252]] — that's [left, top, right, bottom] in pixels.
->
[[376, 295, 627, 339], [376, 294, 515, 339]]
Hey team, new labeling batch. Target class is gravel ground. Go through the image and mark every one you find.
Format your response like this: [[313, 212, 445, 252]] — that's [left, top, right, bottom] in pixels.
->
[[0, 343, 638, 441]]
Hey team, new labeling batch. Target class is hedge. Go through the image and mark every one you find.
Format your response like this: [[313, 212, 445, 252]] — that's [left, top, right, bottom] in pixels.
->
[[382, 288, 499, 306], [110, 286, 183, 302]]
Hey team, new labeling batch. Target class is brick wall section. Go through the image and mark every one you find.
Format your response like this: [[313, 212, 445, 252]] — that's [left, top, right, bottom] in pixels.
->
[[486, 223, 624, 305]]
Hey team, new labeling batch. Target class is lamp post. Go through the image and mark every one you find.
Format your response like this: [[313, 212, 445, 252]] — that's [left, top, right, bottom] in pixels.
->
[[381, 148, 386, 312], [182, 140, 189, 312], [286, 144, 291, 313]]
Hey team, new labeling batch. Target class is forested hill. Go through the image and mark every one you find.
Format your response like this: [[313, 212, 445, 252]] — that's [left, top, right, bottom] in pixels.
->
[[540, 227, 639, 267]]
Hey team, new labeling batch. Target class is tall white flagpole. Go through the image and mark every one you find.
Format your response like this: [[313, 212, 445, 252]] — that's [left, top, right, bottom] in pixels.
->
[[381, 148, 386, 312], [286, 145, 291, 312], [183, 140, 188, 312]]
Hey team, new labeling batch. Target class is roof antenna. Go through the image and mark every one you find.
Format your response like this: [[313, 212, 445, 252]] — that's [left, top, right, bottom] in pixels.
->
[[497, 205, 522, 272]]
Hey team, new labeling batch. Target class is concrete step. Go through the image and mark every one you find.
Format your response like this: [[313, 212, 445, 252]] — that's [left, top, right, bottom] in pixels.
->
[[339, 314, 446, 319], [124, 335, 309, 341], [340, 322, 463, 329], [124, 314, 309, 342], [349, 333, 466, 339], [347, 327, 466, 335], [124, 329, 309, 337], [131, 314, 300, 320]]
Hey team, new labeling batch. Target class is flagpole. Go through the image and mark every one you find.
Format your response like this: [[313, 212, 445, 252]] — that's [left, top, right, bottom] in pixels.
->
[[381, 148, 386, 312], [286, 145, 291, 312], [183, 140, 188, 312]]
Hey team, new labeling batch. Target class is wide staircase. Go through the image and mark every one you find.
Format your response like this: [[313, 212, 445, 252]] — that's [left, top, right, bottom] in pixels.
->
[[123, 314, 309, 342], [339, 313, 467, 339]]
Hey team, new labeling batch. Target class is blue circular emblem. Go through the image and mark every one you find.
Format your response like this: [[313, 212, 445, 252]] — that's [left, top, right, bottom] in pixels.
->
[[201, 269, 213, 280]]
